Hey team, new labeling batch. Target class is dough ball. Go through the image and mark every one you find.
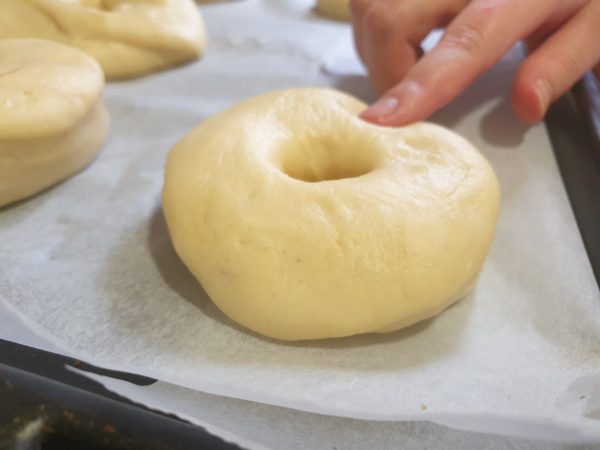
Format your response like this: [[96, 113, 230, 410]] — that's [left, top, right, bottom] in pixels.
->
[[163, 88, 500, 341], [0, 0, 207, 80], [0, 39, 109, 207], [316, 0, 350, 21]]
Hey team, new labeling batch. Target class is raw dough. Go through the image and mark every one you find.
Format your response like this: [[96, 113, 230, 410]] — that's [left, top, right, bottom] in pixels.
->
[[163, 88, 500, 341], [0, 39, 109, 207], [316, 0, 350, 21], [0, 0, 207, 80]]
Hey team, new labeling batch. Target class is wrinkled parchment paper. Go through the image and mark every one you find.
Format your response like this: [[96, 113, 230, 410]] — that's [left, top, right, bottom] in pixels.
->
[[0, 305, 574, 450], [1, 0, 599, 442]]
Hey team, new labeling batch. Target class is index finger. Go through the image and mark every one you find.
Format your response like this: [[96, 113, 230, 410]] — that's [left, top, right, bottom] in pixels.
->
[[360, 0, 564, 125]]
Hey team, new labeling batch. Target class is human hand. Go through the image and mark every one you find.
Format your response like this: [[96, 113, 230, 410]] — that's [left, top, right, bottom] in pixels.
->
[[351, 0, 600, 125]]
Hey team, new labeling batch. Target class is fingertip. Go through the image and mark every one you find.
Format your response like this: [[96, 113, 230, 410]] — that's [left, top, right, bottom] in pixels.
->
[[359, 97, 399, 124], [512, 72, 548, 124], [359, 80, 428, 126], [359, 97, 420, 127]]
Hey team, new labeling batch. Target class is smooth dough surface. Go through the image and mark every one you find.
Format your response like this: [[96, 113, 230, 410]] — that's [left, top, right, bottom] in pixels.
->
[[163, 88, 500, 341], [0, 39, 109, 207], [0, 0, 207, 80], [316, 0, 350, 21]]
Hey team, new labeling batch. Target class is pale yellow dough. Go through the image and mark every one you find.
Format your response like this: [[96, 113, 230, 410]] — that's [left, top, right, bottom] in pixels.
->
[[0, 0, 207, 80], [163, 88, 500, 341], [0, 39, 109, 207], [316, 0, 350, 21]]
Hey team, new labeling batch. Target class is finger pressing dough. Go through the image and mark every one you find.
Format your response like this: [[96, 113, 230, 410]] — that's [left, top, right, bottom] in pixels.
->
[[163, 88, 500, 341], [0, 39, 109, 208], [316, 0, 350, 21], [0, 0, 207, 80]]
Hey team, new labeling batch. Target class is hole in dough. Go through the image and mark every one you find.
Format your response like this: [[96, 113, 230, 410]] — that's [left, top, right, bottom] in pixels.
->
[[276, 134, 377, 182]]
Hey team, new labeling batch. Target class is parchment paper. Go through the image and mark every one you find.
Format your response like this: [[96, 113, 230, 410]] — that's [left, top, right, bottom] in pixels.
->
[[79, 370, 594, 449], [1, 0, 599, 442], [1, 303, 579, 449]]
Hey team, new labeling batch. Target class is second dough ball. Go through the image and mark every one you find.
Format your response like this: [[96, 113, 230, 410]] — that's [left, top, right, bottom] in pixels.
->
[[0, 0, 207, 80], [316, 0, 350, 21], [0, 39, 109, 207]]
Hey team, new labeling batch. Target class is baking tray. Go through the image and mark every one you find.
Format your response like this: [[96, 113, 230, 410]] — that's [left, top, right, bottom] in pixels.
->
[[1, 74, 598, 449], [0, 339, 239, 449], [546, 73, 600, 286]]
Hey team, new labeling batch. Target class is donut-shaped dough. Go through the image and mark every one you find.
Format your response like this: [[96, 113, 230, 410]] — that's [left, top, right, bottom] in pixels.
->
[[0, 39, 109, 207], [316, 0, 350, 21], [0, 0, 207, 80], [163, 88, 500, 341]]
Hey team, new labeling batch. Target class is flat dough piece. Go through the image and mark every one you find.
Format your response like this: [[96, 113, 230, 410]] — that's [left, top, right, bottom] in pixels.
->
[[163, 88, 501, 341], [0, 39, 109, 207], [316, 0, 350, 21], [0, 0, 207, 80]]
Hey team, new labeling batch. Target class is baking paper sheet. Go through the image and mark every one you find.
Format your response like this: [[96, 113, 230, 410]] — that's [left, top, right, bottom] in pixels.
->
[[79, 370, 594, 450], [1, 303, 581, 449], [1, 0, 599, 442]]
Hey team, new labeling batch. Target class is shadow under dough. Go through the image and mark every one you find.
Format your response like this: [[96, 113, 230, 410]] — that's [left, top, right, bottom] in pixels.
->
[[147, 205, 257, 339], [147, 206, 474, 357]]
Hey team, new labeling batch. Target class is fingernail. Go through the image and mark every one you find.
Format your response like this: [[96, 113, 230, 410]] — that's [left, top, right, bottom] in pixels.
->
[[360, 82, 423, 125], [360, 97, 399, 122], [534, 78, 552, 118]]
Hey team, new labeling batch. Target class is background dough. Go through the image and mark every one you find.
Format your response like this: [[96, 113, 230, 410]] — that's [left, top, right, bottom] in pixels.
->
[[0, 39, 109, 207], [0, 0, 207, 80], [316, 0, 350, 21], [163, 88, 501, 341]]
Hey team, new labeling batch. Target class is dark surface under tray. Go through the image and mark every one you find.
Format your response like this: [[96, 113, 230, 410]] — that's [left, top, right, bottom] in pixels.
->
[[0, 339, 240, 450]]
